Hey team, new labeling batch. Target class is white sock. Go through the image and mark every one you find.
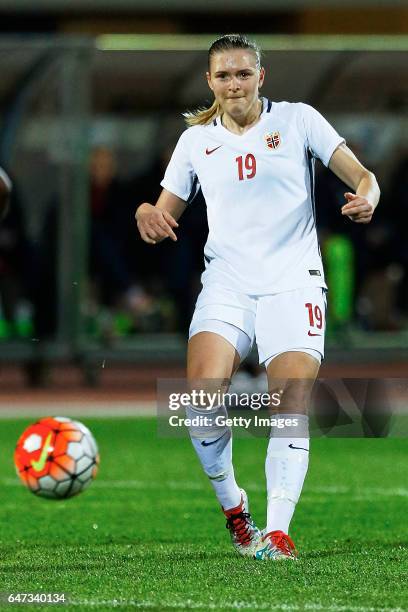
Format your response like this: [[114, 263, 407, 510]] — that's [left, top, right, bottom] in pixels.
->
[[265, 414, 309, 534], [187, 404, 241, 511]]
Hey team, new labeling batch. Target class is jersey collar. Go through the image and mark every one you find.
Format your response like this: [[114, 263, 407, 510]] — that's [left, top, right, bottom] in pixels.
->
[[212, 97, 272, 127]]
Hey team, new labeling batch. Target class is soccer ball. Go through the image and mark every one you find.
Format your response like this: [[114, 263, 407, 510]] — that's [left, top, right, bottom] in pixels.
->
[[14, 416, 99, 499]]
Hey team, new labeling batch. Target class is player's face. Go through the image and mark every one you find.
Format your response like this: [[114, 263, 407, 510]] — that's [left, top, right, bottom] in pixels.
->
[[206, 49, 265, 120]]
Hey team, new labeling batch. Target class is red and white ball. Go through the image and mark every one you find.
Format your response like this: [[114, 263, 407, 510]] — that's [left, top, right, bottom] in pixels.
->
[[14, 417, 99, 499]]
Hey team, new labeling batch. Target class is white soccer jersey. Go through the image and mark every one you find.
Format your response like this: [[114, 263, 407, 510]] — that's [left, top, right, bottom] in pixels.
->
[[161, 98, 344, 294]]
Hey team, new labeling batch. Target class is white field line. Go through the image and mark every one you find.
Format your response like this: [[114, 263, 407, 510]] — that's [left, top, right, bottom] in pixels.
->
[[68, 600, 407, 611], [3, 478, 408, 499], [0, 401, 157, 417]]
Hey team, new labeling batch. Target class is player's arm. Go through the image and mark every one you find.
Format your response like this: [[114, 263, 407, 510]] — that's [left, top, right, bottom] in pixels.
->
[[328, 143, 380, 224], [0, 168, 12, 221], [135, 188, 187, 245]]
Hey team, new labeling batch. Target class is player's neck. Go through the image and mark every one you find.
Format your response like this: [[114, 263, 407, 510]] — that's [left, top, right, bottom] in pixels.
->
[[221, 99, 263, 135]]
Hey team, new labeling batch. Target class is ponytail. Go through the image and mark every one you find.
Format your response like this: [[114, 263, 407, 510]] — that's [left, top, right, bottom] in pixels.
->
[[183, 99, 221, 127]]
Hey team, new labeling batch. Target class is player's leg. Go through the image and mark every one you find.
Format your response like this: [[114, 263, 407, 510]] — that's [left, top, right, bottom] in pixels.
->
[[257, 350, 319, 559], [254, 288, 325, 560], [187, 328, 241, 511], [187, 322, 260, 555], [185, 283, 260, 555]]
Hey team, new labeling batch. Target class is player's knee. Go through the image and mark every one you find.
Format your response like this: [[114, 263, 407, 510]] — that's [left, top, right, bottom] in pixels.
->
[[187, 375, 231, 400], [268, 380, 314, 415]]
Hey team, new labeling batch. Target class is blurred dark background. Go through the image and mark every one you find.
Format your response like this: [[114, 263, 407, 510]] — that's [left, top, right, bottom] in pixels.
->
[[0, 0, 407, 386]]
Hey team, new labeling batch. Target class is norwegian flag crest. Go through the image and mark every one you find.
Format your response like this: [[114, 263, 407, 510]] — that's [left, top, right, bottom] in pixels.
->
[[265, 131, 281, 150]]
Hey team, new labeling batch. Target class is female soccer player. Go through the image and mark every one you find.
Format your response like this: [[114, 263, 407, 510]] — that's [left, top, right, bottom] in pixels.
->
[[136, 34, 380, 560]]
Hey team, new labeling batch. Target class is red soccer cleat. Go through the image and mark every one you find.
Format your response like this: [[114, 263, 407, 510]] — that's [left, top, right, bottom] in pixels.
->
[[224, 489, 261, 557], [254, 529, 298, 560]]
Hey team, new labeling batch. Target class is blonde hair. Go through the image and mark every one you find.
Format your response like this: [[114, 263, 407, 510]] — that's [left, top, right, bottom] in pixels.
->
[[183, 34, 262, 127], [183, 100, 221, 127]]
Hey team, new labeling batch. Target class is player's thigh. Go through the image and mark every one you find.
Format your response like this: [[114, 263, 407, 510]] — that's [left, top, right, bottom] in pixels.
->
[[187, 330, 241, 382], [187, 282, 255, 383], [266, 350, 321, 379]]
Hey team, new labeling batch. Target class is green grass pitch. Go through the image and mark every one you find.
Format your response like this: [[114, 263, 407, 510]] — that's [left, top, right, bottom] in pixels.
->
[[0, 417, 407, 611]]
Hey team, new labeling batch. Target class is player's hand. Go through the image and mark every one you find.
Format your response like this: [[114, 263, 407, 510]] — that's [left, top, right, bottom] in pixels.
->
[[341, 192, 374, 224], [135, 202, 179, 244]]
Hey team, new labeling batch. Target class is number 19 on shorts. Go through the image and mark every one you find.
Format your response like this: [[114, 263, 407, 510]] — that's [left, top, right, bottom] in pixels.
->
[[305, 302, 323, 335]]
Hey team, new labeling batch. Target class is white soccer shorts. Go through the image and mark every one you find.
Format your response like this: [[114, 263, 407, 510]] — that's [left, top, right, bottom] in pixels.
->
[[189, 283, 326, 366]]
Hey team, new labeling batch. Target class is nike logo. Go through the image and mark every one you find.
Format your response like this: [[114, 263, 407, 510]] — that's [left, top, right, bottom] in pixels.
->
[[205, 145, 222, 155], [288, 443, 309, 452], [30, 432, 53, 471], [308, 331, 322, 336], [201, 432, 227, 446]]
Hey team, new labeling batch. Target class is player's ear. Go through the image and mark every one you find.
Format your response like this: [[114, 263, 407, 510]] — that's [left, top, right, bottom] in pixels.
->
[[206, 71, 214, 92], [258, 66, 265, 89]]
